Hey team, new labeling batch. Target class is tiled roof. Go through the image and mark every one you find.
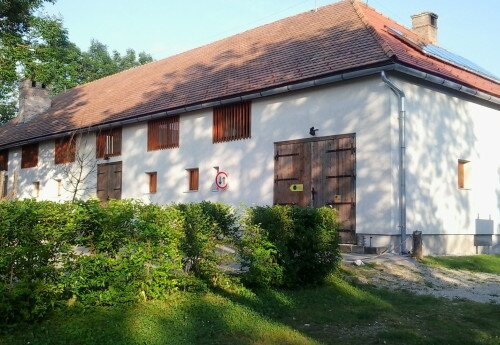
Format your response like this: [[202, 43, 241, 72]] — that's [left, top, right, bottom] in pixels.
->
[[1, 0, 498, 147], [354, 2, 500, 95]]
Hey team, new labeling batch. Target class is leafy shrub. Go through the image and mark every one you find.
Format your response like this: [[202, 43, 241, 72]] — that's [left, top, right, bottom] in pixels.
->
[[64, 203, 186, 305], [0, 200, 189, 320], [77, 200, 137, 254], [198, 201, 238, 238], [177, 203, 223, 285], [240, 205, 340, 287], [0, 200, 75, 323], [238, 221, 284, 288], [0, 199, 339, 323]]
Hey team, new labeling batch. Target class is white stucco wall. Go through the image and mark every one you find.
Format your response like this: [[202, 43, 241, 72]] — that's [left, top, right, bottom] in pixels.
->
[[5, 134, 97, 202], [6, 72, 500, 255], [2, 76, 395, 237], [393, 75, 500, 254], [121, 76, 394, 236]]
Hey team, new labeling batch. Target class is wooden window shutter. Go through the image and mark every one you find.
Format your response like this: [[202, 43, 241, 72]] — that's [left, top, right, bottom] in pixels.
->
[[148, 116, 179, 151], [0, 150, 8, 171], [458, 159, 471, 190], [96, 128, 122, 158], [1, 174, 7, 198], [96, 132, 105, 158], [188, 168, 199, 191], [458, 162, 464, 189], [21, 143, 38, 169], [213, 102, 251, 143], [55, 137, 76, 164], [148, 172, 157, 193], [112, 128, 122, 156]]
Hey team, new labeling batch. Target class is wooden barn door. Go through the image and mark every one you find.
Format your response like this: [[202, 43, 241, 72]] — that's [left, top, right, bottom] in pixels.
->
[[274, 134, 356, 243], [273, 142, 311, 207], [97, 161, 122, 202]]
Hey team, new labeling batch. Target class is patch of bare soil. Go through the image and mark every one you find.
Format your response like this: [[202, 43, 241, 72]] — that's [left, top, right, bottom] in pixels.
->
[[343, 254, 500, 304]]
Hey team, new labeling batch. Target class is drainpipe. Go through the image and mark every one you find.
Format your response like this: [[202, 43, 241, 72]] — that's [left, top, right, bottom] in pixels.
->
[[380, 71, 407, 254]]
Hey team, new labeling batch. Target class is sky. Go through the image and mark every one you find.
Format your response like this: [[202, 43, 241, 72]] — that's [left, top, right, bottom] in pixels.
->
[[42, 0, 500, 78]]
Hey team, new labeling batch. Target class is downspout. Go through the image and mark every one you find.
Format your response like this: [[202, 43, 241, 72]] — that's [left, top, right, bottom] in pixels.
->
[[380, 71, 407, 254]]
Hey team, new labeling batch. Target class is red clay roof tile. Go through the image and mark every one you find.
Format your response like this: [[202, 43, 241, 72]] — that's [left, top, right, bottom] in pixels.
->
[[0, 0, 498, 147]]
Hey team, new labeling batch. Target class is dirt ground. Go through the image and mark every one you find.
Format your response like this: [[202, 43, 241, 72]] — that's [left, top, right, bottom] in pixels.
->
[[343, 253, 500, 304]]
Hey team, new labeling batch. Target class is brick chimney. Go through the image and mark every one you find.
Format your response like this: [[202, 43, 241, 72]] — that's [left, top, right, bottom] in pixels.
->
[[411, 12, 438, 45], [17, 79, 52, 123]]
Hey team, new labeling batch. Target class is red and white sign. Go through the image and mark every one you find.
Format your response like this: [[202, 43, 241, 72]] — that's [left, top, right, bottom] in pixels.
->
[[215, 171, 229, 190]]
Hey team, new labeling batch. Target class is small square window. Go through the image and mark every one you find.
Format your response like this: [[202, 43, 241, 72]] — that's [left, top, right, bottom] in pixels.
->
[[213, 102, 251, 143], [96, 128, 122, 158], [0, 150, 8, 171], [55, 137, 76, 164], [187, 168, 199, 191], [458, 159, 471, 190], [21, 143, 39, 169], [147, 172, 157, 194], [148, 116, 180, 151]]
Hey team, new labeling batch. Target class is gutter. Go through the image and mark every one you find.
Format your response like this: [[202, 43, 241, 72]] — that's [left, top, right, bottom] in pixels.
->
[[1, 63, 499, 150], [380, 71, 407, 255]]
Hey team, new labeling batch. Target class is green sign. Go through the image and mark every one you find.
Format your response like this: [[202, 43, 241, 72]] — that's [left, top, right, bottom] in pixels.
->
[[289, 184, 304, 192]]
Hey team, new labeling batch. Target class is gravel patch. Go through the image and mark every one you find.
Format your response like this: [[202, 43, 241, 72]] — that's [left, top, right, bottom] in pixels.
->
[[343, 253, 500, 304]]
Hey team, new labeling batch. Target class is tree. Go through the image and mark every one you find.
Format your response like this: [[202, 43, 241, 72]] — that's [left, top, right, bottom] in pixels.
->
[[0, 14, 80, 123], [0, 0, 55, 36], [80, 40, 153, 83], [57, 131, 97, 201], [0, 1, 154, 124]]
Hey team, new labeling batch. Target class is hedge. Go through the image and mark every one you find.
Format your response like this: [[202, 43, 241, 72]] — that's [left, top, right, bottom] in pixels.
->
[[240, 205, 341, 287], [0, 199, 339, 323]]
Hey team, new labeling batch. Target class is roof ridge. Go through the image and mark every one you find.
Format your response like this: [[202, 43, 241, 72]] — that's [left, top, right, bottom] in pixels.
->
[[350, 0, 395, 59], [52, 1, 350, 102]]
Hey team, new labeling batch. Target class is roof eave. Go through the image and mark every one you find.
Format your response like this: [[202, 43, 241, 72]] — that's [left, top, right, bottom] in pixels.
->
[[1, 62, 499, 150]]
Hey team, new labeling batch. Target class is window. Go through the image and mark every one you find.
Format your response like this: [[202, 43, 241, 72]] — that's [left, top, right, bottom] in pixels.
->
[[33, 182, 40, 198], [213, 102, 251, 143], [458, 159, 471, 190], [96, 128, 122, 158], [0, 150, 7, 171], [147, 172, 157, 194], [55, 137, 76, 164], [21, 143, 39, 169], [148, 116, 179, 151], [187, 168, 199, 191]]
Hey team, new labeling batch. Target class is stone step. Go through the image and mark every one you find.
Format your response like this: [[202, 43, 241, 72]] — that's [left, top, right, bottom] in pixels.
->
[[339, 244, 388, 254], [363, 246, 387, 255], [339, 244, 365, 254]]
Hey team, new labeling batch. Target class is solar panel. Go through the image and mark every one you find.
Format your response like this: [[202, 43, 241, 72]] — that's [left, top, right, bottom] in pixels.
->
[[422, 45, 499, 82], [387, 26, 498, 82]]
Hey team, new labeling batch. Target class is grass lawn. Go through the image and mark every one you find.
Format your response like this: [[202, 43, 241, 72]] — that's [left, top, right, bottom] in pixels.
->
[[421, 255, 500, 275], [1, 273, 499, 345]]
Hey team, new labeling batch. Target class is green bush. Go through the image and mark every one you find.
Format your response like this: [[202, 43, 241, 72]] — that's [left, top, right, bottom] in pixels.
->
[[0, 200, 75, 323], [177, 202, 237, 286], [238, 221, 283, 288], [75, 200, 137, 254], [240, 205, 340, 288], [199, 201, 238, 238], [0, 199, 339, 323], [64, 203, 186, 305]]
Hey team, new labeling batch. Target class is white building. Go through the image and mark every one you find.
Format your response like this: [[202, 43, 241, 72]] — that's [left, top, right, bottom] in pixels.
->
[[1, 1, 499, 255]]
